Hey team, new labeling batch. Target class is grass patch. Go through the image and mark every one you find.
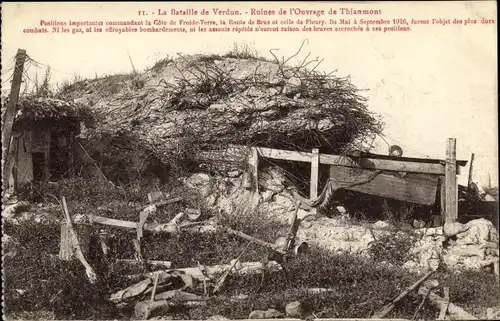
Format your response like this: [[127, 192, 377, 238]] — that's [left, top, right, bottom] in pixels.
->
[[5, 177, 499, 320]]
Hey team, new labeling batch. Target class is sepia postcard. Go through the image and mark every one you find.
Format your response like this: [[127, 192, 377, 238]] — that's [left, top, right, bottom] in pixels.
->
[[1, 1, 498, 321]]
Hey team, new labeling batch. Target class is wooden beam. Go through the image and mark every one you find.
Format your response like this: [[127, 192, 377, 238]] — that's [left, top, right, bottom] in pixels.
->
[[322, 154, 448, 175], [250, 146, 453, 175], [445, 138, 458, 223], [2, 49, 27, 192], [256, 146, 312, 162], [90, 215, 207, 233]]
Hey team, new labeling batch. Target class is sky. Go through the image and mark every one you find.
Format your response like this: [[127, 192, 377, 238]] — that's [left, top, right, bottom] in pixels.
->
[[1, 1, 498, 188]]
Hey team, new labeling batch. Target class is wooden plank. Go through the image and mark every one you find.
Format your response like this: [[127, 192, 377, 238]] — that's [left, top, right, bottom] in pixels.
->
[[256, 146, 453, 175], [227, 145, 466, 175], [323, 154, 448, 175], [445, 138, 458, 223], [91, 215, 159, 231], [2, 49, 27, 192], [330, 167, 439, 205], [256, 146, 312, 162]]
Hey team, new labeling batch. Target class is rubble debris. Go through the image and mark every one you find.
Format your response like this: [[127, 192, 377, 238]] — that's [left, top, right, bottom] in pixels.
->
[[3, 234, 19, 259], [274, 237, 309, 256], [418, 286, 478, 320], [372, 270, 434, 318], [154, 290, 204, 301], [117, 259, 172, 269], [134, 298, 206, 320], [486, 307, 500, 320], [285, 301, 305, 318], [443, 221, 470, 238], [248, 308, 284, 319], [126, 261, 282, 283], [110, 270, 193, 303], [148, 191, 166, 203]]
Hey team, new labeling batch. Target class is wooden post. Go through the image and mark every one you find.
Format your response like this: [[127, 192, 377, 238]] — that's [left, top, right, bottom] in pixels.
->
[[2, 49, 27, 192], [310, 148, 319, 215], [468, 153, 475, 188], [440, 176, 446, 224], [445, 138, 458, 223], [249, 147, 259, 194]]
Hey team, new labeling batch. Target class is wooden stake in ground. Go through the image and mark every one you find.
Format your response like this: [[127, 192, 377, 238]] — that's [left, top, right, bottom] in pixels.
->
[[61, 196, 97, 284], [285, 200, 302, 255], [372, 270, 434, 318], [2, 49, 27, 192]]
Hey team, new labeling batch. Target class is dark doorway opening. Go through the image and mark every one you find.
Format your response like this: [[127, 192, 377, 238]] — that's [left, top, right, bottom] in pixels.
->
[[32, 152, 47, 182]]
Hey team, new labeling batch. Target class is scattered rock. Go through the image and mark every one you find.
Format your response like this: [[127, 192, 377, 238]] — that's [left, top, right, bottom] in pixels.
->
[[249, 309, 284, 319], [336, 206, 347, 214], [3, 234, 19, 259], [286, 301, 304, 318], [373, 220, 390, 229], [226, 170, 241, 178], [443, 221, 469, 237]]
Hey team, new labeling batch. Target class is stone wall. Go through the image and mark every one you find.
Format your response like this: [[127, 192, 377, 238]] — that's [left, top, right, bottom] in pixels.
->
[[184, 167, 499, 273]]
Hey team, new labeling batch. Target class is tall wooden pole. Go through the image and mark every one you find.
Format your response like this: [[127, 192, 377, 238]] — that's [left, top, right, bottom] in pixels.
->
[[445, 138, 458, 223], [310, 148, 319, 215], [467, 153, 475, 188], [2, 49, 27, 193]]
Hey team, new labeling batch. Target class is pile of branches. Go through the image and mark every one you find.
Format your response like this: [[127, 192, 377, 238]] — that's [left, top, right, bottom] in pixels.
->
[[60, 43, 384, 172]]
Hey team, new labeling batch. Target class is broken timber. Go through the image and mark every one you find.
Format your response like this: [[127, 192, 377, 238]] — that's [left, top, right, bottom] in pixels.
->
[[372, 270, 434, 318], [418, 286, 477, 320], [126, 260, 282, 282], [89, 215, 210, 233], [222, 226, 286, 255], [61, 196, 97, 284]]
